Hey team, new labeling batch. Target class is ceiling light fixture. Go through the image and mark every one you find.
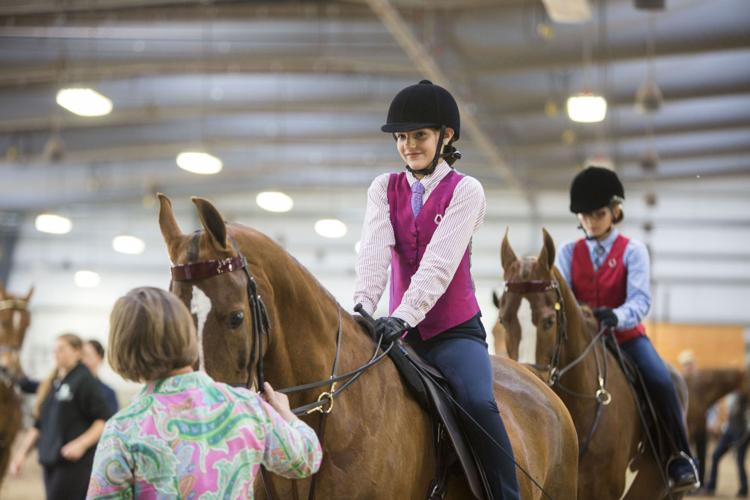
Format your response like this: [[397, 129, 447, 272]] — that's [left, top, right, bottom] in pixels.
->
[[567, 92, 607, 123], [35, 213, 72, 234], [56, 88, 113, 117], [112, 235, 146, 255], [74, 270, 101, 288], [314, 219, 347, 239], [176, 152, 223, 175], [256, 191, 294, 213]]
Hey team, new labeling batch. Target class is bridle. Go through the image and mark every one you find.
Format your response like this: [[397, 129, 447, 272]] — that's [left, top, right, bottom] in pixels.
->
[[503, 278, 612, 458], [169, 234, 394, 500], [0, 298, 29, 387]]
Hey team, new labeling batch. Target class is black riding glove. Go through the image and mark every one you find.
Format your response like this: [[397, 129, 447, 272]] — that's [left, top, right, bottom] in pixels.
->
[[593, 307, 618, 329], [374, 316, 410, 344]]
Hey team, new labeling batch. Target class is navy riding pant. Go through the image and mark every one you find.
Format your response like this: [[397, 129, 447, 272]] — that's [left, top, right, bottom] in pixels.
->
[[620, 335, 693, 458], [405, 313, 520, 500]]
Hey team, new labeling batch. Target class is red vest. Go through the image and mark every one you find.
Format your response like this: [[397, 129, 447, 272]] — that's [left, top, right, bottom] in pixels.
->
[[571, 234, 646, 344], [387, 171, 480, 340]]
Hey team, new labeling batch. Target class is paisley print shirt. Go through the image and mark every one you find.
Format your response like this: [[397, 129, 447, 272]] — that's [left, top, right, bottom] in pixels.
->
[[86, 372, 322, 499]]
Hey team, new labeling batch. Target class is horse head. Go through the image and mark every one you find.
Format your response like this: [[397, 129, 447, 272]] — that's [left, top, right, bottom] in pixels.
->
[[158, 193, 349, 400], [496, 229, 568, 375], [0, 282, 33, 381], [158, 193, 273, 388]]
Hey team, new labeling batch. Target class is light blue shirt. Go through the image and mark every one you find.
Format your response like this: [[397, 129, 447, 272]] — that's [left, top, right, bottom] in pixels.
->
[[555, 229, 652, 330]]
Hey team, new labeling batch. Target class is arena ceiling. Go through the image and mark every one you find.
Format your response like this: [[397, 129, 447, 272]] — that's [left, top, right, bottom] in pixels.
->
[[0, 0, 749, 322]]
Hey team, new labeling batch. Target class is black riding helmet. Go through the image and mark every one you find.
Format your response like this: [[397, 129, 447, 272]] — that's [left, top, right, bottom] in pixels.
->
[[569, 166, 625, 214], [382, 80, 461, 174]]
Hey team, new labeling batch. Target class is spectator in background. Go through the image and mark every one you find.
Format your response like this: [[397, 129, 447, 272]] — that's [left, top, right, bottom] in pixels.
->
[[86, 287, 321, 499], [704, 391, 750, 497], [81, 339, 118, 414], [678, 349, 698, 378], [10, 333, 113, 500]]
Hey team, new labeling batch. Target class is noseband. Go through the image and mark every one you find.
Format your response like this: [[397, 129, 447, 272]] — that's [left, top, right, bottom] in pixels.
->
[[504, 277, 612, 458], [168, 234, 395, 500], [504, 280, 568, 383]]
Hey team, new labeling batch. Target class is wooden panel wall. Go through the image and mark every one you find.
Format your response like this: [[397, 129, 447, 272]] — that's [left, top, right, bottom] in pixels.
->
[[647, 322, 746, 369]]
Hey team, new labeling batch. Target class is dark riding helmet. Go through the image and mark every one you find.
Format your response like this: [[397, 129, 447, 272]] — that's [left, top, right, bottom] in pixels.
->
[[569, 166, 625, 214], [381, 80, 461, 141]]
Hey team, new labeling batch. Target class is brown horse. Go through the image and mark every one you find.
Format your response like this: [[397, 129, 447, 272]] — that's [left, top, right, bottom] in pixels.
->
[[0, 282, 33, 489], [497, 229, 685, 500], [684, 367, 747, 484], [157, 194, 578, 499]]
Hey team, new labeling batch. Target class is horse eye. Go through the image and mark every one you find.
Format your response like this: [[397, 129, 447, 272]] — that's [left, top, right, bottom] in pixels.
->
[[543, 317, 554, 330], [228, 311, 245, 329]]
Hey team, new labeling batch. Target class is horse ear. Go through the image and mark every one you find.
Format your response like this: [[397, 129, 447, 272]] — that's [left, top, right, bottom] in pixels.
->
[[24, 286, 34, 302], [0, 280, 5, 300], [192, 197, 228, 251], [501, 227, 518, 274], [538, 228, 556, 272], [492, 289, 500, 309], [157, 193, 184, 260]]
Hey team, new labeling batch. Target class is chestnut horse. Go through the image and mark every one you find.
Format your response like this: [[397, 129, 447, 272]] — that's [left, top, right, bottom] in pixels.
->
[[0, 283, 33, 488], [157, 194, 578, 499], [497, 230, 685, 500], [685, 367, 746, 484]]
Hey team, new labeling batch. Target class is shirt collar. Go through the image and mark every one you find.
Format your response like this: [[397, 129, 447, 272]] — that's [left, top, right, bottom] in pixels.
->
[[407, 160, 451, 192], [141, 371, 214, 396], [586, 228, 620, 251]]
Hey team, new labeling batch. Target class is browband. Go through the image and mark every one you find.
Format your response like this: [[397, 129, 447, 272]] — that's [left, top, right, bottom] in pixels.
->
[[171, 255, 247, 281]]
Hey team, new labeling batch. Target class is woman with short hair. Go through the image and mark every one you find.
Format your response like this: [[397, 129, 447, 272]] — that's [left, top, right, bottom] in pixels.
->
[[10, 333, 112, 500], [86, 287, 322, 499]]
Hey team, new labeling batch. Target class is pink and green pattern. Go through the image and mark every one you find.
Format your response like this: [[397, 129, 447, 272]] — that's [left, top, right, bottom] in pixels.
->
[[86, 372, 321, 499]]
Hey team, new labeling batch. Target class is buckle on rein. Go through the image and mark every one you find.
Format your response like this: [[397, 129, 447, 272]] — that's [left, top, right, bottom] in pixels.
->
[[307, 382, 337, 415]]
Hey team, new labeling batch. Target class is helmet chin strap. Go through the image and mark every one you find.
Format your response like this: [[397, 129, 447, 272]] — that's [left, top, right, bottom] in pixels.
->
[[405, 125, 446, 177], [577, 222, 614, 241]]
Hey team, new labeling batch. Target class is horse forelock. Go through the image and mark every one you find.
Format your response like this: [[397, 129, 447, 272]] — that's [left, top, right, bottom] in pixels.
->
[[520, 256, 536, 280]]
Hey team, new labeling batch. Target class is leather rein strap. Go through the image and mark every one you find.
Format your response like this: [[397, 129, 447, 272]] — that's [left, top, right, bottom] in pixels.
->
[[169, 237, 393, 500], [504, 278, 612, 459]]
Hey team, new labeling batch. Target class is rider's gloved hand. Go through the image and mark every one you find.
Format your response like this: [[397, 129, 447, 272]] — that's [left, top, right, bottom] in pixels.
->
[[593, 307, 618, 329], [374, 316, 410, 344]]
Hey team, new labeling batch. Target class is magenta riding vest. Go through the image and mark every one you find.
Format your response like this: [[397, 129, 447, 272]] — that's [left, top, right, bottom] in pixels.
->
[[387, 170, 480, 341], [571, 234, 646, 344]]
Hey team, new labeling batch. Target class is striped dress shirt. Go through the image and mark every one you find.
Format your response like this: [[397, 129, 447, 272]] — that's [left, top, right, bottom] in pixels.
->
[[354, 161, 486, 327]]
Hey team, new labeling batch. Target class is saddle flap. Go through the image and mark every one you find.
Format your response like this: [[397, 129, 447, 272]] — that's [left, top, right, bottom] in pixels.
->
[[353, 316, 487, 499]]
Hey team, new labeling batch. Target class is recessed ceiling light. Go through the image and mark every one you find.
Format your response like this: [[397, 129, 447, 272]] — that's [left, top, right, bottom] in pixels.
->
[[56, 88, 113, 117], [112, 235, 145, 255], [74, 270, 101, 288], [176, 152, 223, 175], [256, 191, 294, 213], [35, 214, 72, 234], [314, 219, 347, 239]]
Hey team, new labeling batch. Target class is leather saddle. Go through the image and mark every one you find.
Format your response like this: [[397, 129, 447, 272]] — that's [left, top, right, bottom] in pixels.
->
[[355, 317, 488, 500], [604, 334, 677, 469]]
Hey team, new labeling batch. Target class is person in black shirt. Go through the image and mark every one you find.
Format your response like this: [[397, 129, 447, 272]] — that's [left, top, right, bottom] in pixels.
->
[[10, 333, 113, 500], [705, 391, 750, 497], [81, 339, 119, 414]]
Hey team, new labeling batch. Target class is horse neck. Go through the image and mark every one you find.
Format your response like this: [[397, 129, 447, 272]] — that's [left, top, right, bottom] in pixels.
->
[[554, 270, 602, 391], [248, 234, 378, 393]]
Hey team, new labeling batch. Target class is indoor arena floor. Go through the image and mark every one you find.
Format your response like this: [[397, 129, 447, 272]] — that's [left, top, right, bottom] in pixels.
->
[[0, 449, 746, 499]]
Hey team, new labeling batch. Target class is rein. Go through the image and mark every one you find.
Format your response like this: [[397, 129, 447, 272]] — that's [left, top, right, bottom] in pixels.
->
[[169, 236, 394, 500], [504, 278, 612, 458]]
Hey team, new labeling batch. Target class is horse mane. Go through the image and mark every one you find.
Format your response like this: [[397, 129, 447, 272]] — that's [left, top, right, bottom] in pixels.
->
[[225, 222, 347, 317], [550, 265, 594, 334]]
